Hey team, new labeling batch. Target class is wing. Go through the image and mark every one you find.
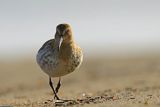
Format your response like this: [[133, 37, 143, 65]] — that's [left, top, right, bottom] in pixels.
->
[[38, 39, 55, 53], [36, 39, 58, 73], [37, 39, 55, 65]]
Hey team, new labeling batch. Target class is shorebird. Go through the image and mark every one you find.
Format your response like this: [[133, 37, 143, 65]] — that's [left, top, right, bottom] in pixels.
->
[[36, 23, 83, 100]]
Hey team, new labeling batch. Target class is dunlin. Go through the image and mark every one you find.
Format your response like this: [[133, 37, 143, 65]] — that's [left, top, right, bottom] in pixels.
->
[[36, 24, 83, 100]]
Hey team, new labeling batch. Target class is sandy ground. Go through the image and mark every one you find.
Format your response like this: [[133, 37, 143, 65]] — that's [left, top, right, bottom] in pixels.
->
[[0, 55, 160, 107]]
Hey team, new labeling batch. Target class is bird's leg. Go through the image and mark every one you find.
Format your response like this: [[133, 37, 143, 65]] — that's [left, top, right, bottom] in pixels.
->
[[55, 77, 61, 93], [49, 77, 60, 100]]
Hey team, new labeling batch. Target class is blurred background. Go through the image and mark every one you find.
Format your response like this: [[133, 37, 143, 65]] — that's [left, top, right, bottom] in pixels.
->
[[0, 0, 160, 105], [0, 0, 160, 58]]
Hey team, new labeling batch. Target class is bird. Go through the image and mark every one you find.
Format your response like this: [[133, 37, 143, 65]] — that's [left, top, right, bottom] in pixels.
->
[[36, 23, 83, 100]]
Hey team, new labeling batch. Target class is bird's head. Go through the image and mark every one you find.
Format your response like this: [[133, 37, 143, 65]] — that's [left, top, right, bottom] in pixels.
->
[[54, 23, 73, 49]]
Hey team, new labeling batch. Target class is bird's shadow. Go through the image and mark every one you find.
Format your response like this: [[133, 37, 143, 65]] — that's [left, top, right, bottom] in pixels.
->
[[48, 95, 115, 106]]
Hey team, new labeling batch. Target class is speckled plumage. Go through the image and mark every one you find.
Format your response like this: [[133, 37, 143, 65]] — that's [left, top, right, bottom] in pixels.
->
[[36, 23, 83, 100], [36, 38, 83, 77]]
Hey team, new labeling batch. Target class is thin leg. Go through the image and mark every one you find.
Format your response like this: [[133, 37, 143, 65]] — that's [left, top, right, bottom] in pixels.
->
[[49, 77, 60, 100], [55, 77, 61, 93]]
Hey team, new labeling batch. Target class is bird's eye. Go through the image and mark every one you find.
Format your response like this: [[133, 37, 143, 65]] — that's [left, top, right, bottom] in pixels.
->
[[66, 29, 70, 33], [62, 29, 69, 35], [65, 29, 70, 33]]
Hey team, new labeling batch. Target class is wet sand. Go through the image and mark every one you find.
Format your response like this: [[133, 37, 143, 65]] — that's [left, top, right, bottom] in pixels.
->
[[0, 55, 160, 107]]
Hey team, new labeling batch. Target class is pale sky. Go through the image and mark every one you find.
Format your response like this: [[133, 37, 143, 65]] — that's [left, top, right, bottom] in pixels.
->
[[0, 0, 160, 57]]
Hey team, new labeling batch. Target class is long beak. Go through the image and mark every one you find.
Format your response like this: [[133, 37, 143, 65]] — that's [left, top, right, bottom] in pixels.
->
[[55, 36, 63, 51], [58, 37, 63, 51]]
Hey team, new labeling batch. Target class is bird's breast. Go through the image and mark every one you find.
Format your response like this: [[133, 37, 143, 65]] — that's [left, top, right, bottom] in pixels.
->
[[59, 43, 83, 74], [36, 41, 83, 77]]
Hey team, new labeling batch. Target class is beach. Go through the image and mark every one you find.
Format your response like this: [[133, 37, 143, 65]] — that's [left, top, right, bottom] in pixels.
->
[[0, 55, 160, 107]]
